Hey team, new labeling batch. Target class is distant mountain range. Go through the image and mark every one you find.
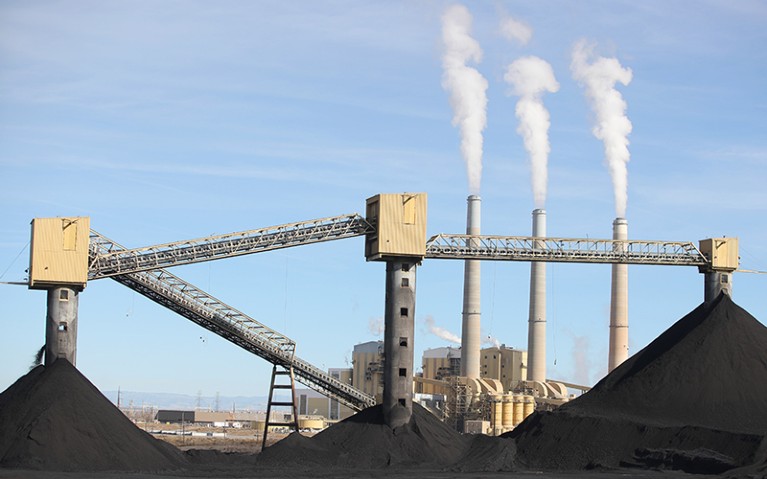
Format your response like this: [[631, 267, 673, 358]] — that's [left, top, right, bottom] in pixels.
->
[[101, 390, 291, 411]]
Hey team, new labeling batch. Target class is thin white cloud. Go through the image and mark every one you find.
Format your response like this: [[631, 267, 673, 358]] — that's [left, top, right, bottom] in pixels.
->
[[499, 15, 532, 45]]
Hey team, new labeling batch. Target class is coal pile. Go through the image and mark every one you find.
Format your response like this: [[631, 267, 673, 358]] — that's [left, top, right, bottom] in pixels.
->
[[509, 294, 767, 473], [0, 359, 187, 472], [258, 403, 472, 468]]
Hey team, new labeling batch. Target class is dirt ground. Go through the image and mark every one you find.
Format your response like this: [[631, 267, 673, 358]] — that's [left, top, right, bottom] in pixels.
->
[[0, 467, 703, 479], [147, 424, 294, 454]]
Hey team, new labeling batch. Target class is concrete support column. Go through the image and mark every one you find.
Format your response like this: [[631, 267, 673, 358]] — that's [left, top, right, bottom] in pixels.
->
[[383, 260, 417, 428], [704, 271, 732, 303], [461, 195, 481, 379], [609, 218, 629, 372], [45, 286, 79, 366], [526, 209, 546, 382]]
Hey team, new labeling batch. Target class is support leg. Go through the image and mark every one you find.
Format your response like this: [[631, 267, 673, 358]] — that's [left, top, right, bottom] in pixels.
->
[[45, 286, 79, 366], [383, 260, 417, 428]]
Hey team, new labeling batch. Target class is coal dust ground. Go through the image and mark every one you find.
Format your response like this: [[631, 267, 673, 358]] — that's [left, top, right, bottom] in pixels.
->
[[1, 294, 765, 478]]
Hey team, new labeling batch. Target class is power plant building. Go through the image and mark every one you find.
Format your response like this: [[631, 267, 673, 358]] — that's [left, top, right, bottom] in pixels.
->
[[352, 341, 384, 402], [481, 346, 527, 391], [420, 347, 461, 394], [328, 368, 355, 420]]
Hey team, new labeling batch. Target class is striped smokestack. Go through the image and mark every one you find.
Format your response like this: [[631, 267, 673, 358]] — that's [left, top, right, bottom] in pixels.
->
[[526, 209, 546, 382], [460, 195, 481, 379], [609, 217, 629, 371]]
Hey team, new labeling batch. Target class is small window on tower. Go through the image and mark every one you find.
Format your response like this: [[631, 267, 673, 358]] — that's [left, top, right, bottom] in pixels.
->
[[400, 307, 408, 317], [59, 290, 69, 302], [401, 278, 409, 287], [58, 322, 67, 332], [398, 398, 406, 406], [399, 337, 408, 347], [399, 368, 407, 377]]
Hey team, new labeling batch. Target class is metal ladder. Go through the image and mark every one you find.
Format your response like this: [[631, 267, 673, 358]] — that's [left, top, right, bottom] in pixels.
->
[[262, 364, 300, 450]]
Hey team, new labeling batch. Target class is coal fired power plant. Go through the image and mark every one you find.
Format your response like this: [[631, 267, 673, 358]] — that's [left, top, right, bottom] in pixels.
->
[[18, 190, 744, 442]]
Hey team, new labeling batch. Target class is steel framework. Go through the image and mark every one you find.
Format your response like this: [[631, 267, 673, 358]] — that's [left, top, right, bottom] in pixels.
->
[[425, 234, 710, 267], [89, 213, 373, 280], [84, 211, 720, 414], [89, 230, 376, 412]]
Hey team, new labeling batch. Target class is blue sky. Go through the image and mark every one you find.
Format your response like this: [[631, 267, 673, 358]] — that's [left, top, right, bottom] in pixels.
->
[[1, 1, 765, 398]]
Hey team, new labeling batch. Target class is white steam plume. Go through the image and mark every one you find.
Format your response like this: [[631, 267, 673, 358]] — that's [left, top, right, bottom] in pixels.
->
[[571, 40, 633, 218], [441, 4, 489, 195], [569, 333, 593, 386], [368, 317, 384, 336], [424, 315, 461, 345], [499, 15, 532, 45], [504, 56, 559, 208], [482, 334, 501, 348]]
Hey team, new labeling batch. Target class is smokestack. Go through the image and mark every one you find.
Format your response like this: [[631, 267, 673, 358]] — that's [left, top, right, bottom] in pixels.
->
[[526, 209, 546, 382], [461, 195, 481, 379], [609, 218, 629, 371]]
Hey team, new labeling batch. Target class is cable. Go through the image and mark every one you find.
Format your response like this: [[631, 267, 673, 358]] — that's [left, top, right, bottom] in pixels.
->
[[0, 241, 30, 281]]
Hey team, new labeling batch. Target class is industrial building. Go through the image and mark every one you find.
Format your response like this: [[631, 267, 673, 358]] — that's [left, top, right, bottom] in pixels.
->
[[419, 347, 461, 395], [480, 346, 527, 391], [155, 410, 261, 428], [296, 386, 354, 422], [351, 340, 384, 402], [328, 368, 355, 420]]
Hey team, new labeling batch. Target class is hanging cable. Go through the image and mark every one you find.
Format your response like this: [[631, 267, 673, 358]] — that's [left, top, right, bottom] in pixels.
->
[[0, 241, 30, 281]]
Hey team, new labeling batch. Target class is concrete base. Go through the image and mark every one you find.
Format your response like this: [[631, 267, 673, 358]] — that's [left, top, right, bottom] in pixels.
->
[[45, 286, 79, 366], [383, 260, 417, 428]]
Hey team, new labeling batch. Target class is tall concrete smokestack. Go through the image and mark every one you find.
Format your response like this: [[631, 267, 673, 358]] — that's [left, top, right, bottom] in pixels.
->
[[526, 209, 546, 382], [461, 195, 481, 379], [609, 218, 629, 372]]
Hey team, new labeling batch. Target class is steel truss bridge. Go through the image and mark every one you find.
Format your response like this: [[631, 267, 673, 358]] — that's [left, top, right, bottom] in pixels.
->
[[424, 234, 708, 266], [87, 212, 712, 410], [89, 229, 376, 411]]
